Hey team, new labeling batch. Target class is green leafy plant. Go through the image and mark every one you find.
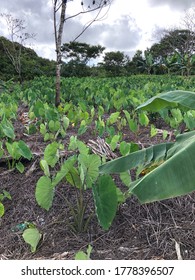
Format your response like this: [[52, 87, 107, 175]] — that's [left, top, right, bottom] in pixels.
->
[[5, 140, 32, 172], [0, 118, 15, 140], [40, 115, 70, 141], [123, 110, 139, 134], [22, 225, 42, 253], [35, 139, 118, 232]]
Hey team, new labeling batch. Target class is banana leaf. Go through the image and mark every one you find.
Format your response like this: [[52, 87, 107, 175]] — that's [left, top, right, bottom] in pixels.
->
[[136, 90, 195, 112], [99, 142, 174, 174], [100, 131, 195, 203], [132, 131, 195, 203]]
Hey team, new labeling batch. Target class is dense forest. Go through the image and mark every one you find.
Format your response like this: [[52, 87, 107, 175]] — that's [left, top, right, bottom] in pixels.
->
[[0, 27, 195, 82]]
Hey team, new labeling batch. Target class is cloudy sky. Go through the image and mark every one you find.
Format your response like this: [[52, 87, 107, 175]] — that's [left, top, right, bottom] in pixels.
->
[[0, 0, 194, 61]]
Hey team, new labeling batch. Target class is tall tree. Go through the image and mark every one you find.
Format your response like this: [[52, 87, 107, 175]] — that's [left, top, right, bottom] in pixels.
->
[[101, 51, 129, 76], [53, 0, 112, 107], [129, 50, 145, 74], [62, 41, 105, 64], [150, 29, 195, 75]]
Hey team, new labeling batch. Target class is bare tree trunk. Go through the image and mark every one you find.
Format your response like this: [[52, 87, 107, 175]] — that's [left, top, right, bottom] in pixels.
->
[[55, 64, 61, 106], [54, 1, 66, 107]]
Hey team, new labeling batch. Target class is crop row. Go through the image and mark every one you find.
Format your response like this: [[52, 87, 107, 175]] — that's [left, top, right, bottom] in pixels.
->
[[1, 75, 195, 253]]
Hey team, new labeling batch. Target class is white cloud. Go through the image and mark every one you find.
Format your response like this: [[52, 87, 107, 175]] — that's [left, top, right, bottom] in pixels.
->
[[0, 0, 193, 60], [148, 0, 194, 10]]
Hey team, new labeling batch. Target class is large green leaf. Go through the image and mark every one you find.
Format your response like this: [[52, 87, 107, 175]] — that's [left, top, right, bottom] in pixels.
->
[[35, 176, 54, 210], [1, 120, 15, 139], [136, 90, 195, 112], [44, 142, 59, 167], [131, 131, 195, 203], [100, 131, 195, 204], [6, 142, 21, 160], [18, 140, 32, 160], [99, 142, 173, 174], [22, 228, 42, 253], [92, 175, 118, 230]]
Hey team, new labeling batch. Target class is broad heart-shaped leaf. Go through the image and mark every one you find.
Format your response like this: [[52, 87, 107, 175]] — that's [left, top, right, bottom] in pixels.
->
[[35, 176, 54, 210], [44, 142, 59, 168], [131, 131, 195, 203], [22, 228, 42, 253], [78, 154, 101, 188], [5, 142, 21, 160], [136, 90, 195, 112], [62, 115, 70, 130], [119, 141, 131, 156], [92, 175, 118, 230], [18, 140, 32, 160], [99, 142, 173, 174], [1, 120, 15, 139], [107, 111, 120, 125]]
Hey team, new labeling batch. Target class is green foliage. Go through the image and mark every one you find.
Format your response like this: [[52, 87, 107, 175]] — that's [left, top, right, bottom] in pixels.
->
[[75, 245, 93, 260], [0, 190, 11, 217], [0, 36, 55, 81], [78, 154, 101, 188], [5, 140, 32, 171], [101, 51, 129, 76], [62, 41, 105, 64], [22, 227, 42, 253], [44, 142, 59, 167], [136, 90, 195, 112], [0, 118, 15, 139], [2, 75, 195, 239], [92, 175, 118, 230], [35, 137, 118, 232], [36, 176, 54, 211]]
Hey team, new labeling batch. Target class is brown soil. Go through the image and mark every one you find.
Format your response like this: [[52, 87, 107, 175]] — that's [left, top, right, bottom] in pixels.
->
[[0, 107, 195, 260]]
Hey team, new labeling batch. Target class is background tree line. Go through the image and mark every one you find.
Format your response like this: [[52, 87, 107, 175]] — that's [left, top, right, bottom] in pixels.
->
[[0, 27, 195, 82]]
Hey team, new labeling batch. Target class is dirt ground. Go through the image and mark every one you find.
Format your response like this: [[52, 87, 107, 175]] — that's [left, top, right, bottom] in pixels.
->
[[0, 107, 195, 260]]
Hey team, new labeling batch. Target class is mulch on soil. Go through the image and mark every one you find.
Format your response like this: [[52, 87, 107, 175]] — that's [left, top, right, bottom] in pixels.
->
[[0, 107, 195, 260]]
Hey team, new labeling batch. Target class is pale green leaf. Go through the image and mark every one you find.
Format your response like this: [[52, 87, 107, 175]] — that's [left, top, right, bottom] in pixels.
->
[[35, 176, 54, 210], [22, 228, 42, 253], [44, 142, 59, 167], [16, 162, 25, 173]]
